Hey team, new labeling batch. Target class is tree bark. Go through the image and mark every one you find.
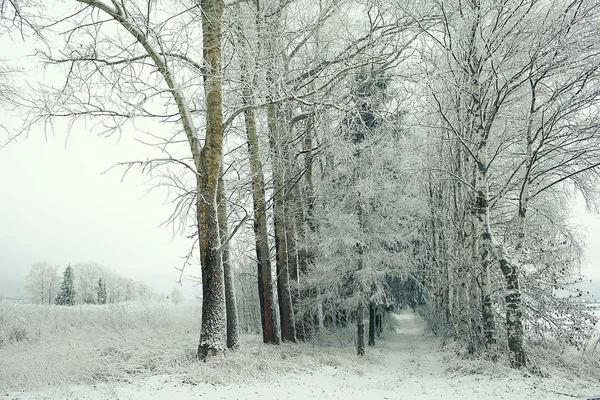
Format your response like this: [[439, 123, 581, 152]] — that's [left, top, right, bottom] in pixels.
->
[[368, 302, 376, 346], [71, 0, 227, 360], [197, 0, 227, 360], [261, 0, 296, 344], [268, 103, 297, 343], [357, 298, 365, 356], [475, 134, 498, 359], [301, 115, 324, 335], [236, 16, 280, 346], [218, 172, 239, 350], [498, 256, 525, 367]]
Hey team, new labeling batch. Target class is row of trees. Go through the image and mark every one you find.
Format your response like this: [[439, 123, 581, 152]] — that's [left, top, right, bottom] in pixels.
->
[[24, 262, 153, 305], [3, 0, 600, 368]]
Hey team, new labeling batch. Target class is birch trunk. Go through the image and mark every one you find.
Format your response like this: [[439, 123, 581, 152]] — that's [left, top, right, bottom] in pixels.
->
[[475, 134, 498, 358], [498, 83, 537, 368], [478, 145, 526, 366], [466, 0, 525, 368]]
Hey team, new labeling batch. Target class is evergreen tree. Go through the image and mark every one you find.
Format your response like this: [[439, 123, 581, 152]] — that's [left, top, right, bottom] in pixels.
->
[[96, 278, 107, 305], [55, 265, 76, 306]]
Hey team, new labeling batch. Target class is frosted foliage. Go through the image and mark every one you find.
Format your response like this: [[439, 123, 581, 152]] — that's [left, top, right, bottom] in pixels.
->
[[170, 287, 184, 304], [24, 263, 60, 305], [307, 101, 426, 308], [71, 262, 154, 304]]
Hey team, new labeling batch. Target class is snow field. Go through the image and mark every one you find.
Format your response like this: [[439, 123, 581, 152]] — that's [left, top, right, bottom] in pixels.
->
[[0, 301, 371, 395], [1, 304, 599, 400]]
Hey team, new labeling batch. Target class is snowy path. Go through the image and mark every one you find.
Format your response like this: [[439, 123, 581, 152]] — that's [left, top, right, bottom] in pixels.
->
[[11, 311, 593, 400]]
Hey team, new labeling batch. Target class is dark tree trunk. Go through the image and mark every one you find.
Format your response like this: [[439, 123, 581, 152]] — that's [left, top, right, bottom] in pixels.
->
[[262, 0, 296, 344], [270, 155, 296, 342], [357, 299, 365, 356], [499, 259, 525, 367], [376, 311, 382, 338], [235, 16, 280, 345], [245, 97, 279, 342], [301, 116, 323, 333], [368, 302, 376, 346]]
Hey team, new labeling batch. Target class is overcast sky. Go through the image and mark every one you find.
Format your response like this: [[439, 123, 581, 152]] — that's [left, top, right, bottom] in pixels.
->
[[0, 129, 198, 298], [0, 18, 202, 299]]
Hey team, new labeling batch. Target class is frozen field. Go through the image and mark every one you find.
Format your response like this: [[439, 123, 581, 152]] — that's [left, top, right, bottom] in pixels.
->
[[1, 302, 598, 400]]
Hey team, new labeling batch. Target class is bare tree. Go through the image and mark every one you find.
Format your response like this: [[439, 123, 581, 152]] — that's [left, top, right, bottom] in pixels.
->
[[24, 262, 59, 305], [412, 0, 600, 367], [25, 0, 229, 357]]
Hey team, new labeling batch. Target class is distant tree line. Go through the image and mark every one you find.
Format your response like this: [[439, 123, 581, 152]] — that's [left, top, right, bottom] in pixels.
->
[[24, 262, 154, 305]]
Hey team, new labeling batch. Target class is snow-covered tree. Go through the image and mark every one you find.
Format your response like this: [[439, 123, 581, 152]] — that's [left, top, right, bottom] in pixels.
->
[[24, 262, 60, 305], [96, 278, 107, 305], [55, 265, 76, 306], [170, 286, 184, 305]]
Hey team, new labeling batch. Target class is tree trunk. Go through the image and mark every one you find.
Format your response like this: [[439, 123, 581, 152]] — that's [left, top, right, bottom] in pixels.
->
[[292, 184, 308, 276], [499, 82, 536, 368], [480, 249, 497, 355], [368, 302, 376, 346], [261, 0, 296, 344], [302, 116, 324, 335], [285, 176, 299, 321], [464, 0, 497, 358], [498, 257, 525, 367], [218, 172, 239, 350], [475, 140, 498, 359], [197, 0, 227, 360], [480, 161, 526, 366], [286, 190, 299, 285], [268, 103, 296, 343], [236, 18, 280, 345], [357, 298, 365, 356]]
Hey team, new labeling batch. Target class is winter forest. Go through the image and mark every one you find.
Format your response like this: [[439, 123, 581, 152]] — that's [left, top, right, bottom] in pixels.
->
[[1, 0, 600, 398]]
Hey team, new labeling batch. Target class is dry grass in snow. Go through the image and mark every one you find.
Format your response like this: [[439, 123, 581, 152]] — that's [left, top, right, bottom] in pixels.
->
[[0, 301, 371, 393], [2, 303, 599, 400]]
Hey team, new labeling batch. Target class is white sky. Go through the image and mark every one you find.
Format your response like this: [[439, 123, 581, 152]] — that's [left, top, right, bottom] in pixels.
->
[[0, 129, 198, 298], [0, 10, 201, 299], [570, 198, 600, 295]]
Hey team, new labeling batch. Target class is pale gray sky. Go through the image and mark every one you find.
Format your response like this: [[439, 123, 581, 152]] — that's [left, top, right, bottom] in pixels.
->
[[0, 130, 197, 298], [0, 16, 199, 299], [570, 198, 600, 295]]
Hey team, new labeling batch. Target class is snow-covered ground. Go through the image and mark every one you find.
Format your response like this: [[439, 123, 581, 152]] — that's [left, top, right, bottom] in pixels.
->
[[5, 310, 598, 400]]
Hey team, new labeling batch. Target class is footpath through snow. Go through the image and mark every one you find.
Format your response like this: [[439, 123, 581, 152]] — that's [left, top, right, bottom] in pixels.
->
[[10, 311, 599, 400]]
